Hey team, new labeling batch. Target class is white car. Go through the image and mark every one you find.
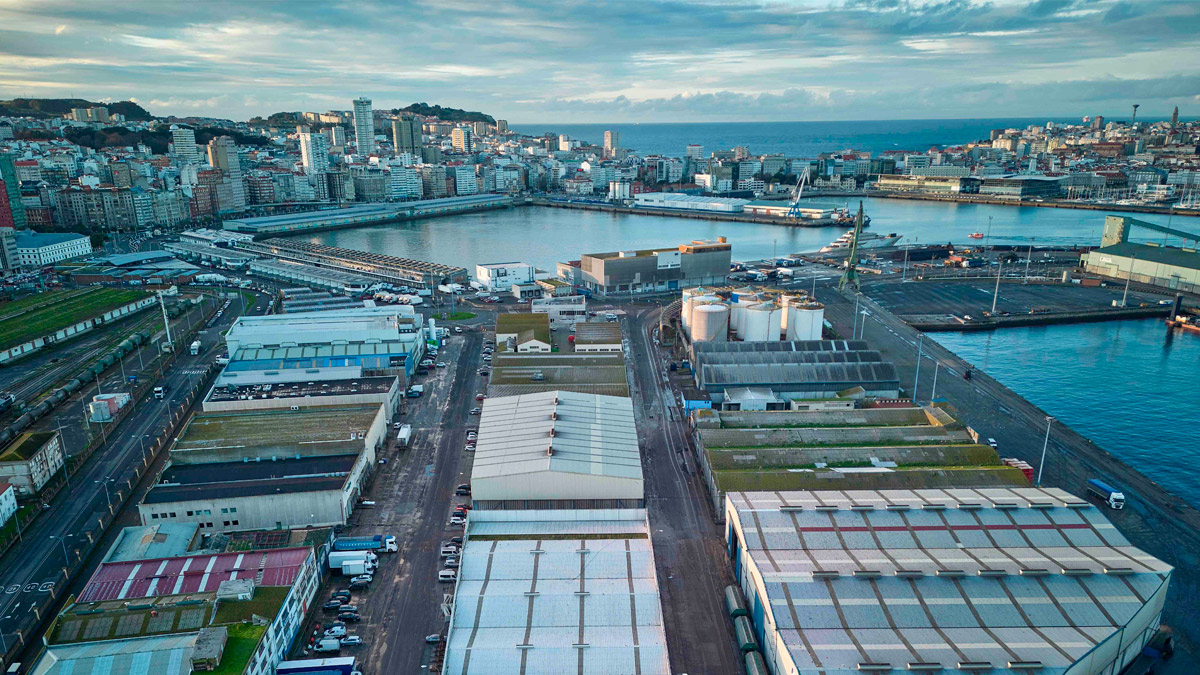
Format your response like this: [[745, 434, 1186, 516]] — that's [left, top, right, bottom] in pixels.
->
[[436, 362, 447, 368], [350, 574, 373, 584], [340, 635, 363, 646]]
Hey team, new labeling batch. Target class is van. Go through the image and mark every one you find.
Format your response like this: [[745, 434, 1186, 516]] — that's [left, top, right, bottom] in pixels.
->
[[315, 638, 341, 653], [438, 569, 457, 582], [440, 545, 459, 557]]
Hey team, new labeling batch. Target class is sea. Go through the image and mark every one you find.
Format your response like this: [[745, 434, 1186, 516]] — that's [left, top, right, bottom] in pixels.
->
[[291, 118, 1199, 505]]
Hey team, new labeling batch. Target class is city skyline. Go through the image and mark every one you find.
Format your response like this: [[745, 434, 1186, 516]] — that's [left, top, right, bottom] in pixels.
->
[[0, 0, 1197, 123]]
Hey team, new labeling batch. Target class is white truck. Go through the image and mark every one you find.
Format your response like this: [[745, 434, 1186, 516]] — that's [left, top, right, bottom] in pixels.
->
[[340, 559, 375, 577], [396, 424, 413, 448], [437, 283, 465, 294], [190, 340, 201, 355], [328, 551, 378, 570]]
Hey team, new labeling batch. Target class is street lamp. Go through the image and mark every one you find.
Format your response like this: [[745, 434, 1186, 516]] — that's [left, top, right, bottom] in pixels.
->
[[852, 293, 861, 338], [49, 534, 72, 565], [1036, 416, 1055, 487], [95, 479, 115, 514]]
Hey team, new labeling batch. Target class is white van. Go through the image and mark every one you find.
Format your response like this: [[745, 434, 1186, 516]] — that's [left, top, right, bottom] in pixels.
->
[[438, 569, 457, 582], [440, 545, 459, 558]]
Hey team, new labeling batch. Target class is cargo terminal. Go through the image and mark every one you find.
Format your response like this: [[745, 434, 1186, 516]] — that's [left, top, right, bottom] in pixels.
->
[[235, 237, 468, 289], [724, 488, 1172, 675], [221, 194, 511, 236], [576, 238, 732, 296]]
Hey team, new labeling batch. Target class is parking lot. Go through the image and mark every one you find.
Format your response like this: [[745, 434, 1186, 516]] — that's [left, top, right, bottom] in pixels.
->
[[290, 323, 486, 672], [863, 277, 1168, 319]]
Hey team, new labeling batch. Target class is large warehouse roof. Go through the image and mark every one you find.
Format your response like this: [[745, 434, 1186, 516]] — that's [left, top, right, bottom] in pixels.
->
[[443, 511, 669, 675], [471, 391, 642, 502], [727, 488, 1172, 675]]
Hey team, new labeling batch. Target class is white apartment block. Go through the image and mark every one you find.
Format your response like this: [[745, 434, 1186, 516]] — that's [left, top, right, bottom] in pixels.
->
[[14, 231, 92, 267], [454, 166, 479, 195]]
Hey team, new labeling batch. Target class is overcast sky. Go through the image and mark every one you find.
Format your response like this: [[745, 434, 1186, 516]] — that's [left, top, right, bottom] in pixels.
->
[[0, 0, 1196, 123]]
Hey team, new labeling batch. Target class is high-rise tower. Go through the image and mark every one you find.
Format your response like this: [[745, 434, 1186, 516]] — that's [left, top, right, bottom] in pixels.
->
[[353, 97, 375, 153]]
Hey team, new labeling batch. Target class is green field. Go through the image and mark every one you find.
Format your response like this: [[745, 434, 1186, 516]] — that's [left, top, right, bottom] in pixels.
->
[[0, 288, 150, 351]]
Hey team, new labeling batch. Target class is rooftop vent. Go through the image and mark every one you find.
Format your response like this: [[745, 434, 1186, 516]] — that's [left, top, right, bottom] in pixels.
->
[[956, 662, 993, 671], [853, 570, 882, 579]]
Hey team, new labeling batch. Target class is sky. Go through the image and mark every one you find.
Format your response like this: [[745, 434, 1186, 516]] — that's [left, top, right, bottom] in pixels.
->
[[0, 0, 1197, 123]]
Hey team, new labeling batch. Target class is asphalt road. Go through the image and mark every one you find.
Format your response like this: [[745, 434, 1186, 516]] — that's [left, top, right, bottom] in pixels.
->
[[624, 307, 744, 675], [822, 282, 1200, 673], [295, 326, 482, 672], [0, 290, 266, 668]]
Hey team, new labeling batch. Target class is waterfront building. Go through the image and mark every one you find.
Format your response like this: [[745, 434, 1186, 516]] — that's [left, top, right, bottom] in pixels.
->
[[634, 192, 748, 213], [223, 195, 507, 239], [725, 488, 1172, 675], [14, 230, 92, 266], [388, 165, 423, 200], [454, 165, 478, 195], [579, 237, 730, 296], [298, 131, 330, 174], [875, 174, 980, 194], [392, 117, 421, 154], [170, 125, 200, 164], [1082, 215, 1200, 294], [978, 174, 1063, 199], [685, 143, 704, 159], [476, 261, 535, 291], [352, 96, 374, 153]]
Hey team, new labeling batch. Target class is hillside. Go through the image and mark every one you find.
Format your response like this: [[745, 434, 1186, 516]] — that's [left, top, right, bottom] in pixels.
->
[[55, 126, 269, 154], [0, 98, 153, 121], [395, 102, 494, 124]]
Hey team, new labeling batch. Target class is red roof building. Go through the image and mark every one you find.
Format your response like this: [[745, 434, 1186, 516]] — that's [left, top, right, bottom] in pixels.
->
[[77, 546, 311, 602]]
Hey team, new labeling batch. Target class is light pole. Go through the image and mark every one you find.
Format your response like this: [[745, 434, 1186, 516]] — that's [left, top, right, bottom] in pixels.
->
[[852, 293, 861, 339], [931, 361, 940, 401], [911, 333, 924, 405], [95, 479, 114, 514], [49, 534, 72, 566], [1036, 416, 1055, 487], [991, 258, 1004, 315], [985, 215, 993, 252], [1024, 238, 1034, 283]]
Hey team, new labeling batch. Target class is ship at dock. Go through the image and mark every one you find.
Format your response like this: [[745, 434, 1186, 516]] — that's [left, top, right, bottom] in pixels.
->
[[820, 230, 902, 253]]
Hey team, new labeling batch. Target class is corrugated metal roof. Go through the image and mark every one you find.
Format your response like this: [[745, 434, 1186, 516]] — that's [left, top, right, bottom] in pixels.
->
[[444, 515, 670, 675], [31, 633, 199, 675], [698, 361, 899, 389], [77, 547, 311, 602], [727, 489, 1172, 674], [473, 391, 641, 482]]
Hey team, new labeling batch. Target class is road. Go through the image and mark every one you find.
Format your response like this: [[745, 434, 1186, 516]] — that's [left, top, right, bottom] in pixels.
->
[[624, 307, 744, 675], [822, 283, 1200, 673], [0, 289, 267, 667], [296, 325, 482, 672]]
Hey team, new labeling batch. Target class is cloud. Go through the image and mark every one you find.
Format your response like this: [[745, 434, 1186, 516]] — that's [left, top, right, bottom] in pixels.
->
[[0, 0, 1193, 122]]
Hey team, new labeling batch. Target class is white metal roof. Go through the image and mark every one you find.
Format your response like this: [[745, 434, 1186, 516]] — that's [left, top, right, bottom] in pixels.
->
[[471, 391, 642, 500], [727, 488, 1173, 675], [444, 513, 669, 675]]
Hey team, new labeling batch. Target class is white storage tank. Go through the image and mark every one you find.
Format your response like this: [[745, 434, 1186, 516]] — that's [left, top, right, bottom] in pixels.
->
[[681, 286, 711, 332], [779, 294, 805, 339], [786, 300, 825, 341], [691, 302, 730, 342], [742, 302, 782, 342], [687, 296, 723, 340], [732, 292, 765, 337]]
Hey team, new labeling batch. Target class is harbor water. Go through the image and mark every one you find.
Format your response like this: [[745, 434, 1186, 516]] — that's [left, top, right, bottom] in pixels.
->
[[291, 197, 1194, 273], [933, 319, 1200, 506]]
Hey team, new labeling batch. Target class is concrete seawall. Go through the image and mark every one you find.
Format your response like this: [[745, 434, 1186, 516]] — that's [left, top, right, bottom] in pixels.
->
[[905, 305, 1171, 331], [526, 198, 846, 227]]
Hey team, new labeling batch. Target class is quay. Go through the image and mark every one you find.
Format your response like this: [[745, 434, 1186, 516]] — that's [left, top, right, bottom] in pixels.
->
[[221, 193, 513, 236], [527, 196, 851, 227], [817, 287, 1200, 667], [813, 189, 1200, 217]]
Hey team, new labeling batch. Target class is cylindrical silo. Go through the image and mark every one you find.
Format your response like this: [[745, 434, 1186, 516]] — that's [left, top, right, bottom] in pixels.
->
[[690, 302, 729, 342], [681, 286, 709, 332], [742, 302, 782, 342], [733, 292, 765, 337], [786, 301, 825, 341], [779, 294, 805, 339]]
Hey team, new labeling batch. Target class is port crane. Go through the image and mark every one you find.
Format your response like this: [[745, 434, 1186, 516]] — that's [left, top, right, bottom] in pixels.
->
[[785, 166, 811, 219], [838, 202, 866, 292]]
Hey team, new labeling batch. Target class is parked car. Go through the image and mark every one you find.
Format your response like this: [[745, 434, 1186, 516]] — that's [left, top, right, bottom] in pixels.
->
[[467, 431, 477, 440], [478, 369, 489, 377], [449, 536, 463, 545], [436, 361, 447, 368], [465, 444, 475, 452], [444, 556, 460, 568], [324, 624, 347, 638], [450, 515, 466, 526], [331, 590, 352, 602], [439, 569, 457, 582], [441, 545, 459, 557], [350, 574, 373, 584], [341, 635, 363, 646], [349, 580, 369, 590], [454, 326, 463, 333], [475, 394, 486, 401], [456, 484, 471, 495], [338, 612, 362, 623], [469, 407, 481, 415], [322, 600, 343, 611], [426, 634, 442, 643]]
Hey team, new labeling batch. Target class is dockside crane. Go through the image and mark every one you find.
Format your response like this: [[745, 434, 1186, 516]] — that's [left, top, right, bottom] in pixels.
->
[[785, 166, 811, 220], [838, 201, 866, 292]]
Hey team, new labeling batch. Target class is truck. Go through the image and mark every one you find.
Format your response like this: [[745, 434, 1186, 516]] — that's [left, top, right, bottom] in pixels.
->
[[396, 425, 412, 448], [1086, 479, 1126, 509], [328, 551, 378, 570], [407, 385, 424, 398], [437, 283, 465, 294], [777, 268, 795, 279], [190, 340, 201, 355], [153, 385, 166, 400], [339, 560, 374, 576], [333, 534, 398, 553]]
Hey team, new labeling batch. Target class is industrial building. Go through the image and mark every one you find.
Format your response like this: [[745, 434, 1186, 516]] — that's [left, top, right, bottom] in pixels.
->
[[221, 306, 425, 379], [978, 174, 1063, 199], [248, 258, 374, 295], [471, 391, 642, 509], [725, 488, 1172, 675], [691, 406, 1026, 516], [571, 322, 623, 352], [488, 352, 630, 398], [138, 404, 387, 532], [0, 430, 65, 496], [742, 201, 844, 219], [875, 174, 981, 194], [14, 230, 92, 267], [496, 313, 552, 353], [100, 522, 199, 563], [234, 237, 467, 289], [681, 286, 825, 344], [634, 192, 749, 213], [33, 546, 320, 675], [221, 194, 511, 235], [475, 261, 535, 291], [162, 240, 256, 269], [1081, 215, 1200, 294], [204, 375, 400, 413], [579, 238, 731, 296], [443, 509, 670, 675], [689, 340, 899, 403], [531, 294, 588, 324]]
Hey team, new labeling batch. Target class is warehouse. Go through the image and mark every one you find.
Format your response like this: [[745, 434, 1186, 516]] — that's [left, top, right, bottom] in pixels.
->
[[691, 406, 1026, 516], [443, 510, 670, 675], [162, 240, 257, 269], [203, 375, 400, 413], [1081, 216, 1200, 294], [634, 192, 749, 213], [571, 322, 623, 352], [168, 405, 387, 465], [488, 353, 630, 398], [579, 238, 731, 296], [234, 237, 468, 288], [743, 200, 842, 219], [471, 391, 642, 509], [690, 340, 899, 402], [725, 488, 1172, 675], [248, 258, 373, 295]]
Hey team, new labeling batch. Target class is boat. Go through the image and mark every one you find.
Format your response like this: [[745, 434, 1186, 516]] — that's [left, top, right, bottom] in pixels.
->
[[819, 230, 902, 253], [968, 232, 984, 239]]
